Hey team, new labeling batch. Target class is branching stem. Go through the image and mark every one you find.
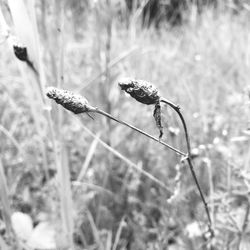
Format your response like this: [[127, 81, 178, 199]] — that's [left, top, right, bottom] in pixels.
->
[[160, 97, 213, 237], [46, 85, 213, 237], [94, 108, 186, 157]]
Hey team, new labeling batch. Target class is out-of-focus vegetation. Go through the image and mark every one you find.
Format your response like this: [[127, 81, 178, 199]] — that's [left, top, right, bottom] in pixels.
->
[[1, 0, 250, 249]]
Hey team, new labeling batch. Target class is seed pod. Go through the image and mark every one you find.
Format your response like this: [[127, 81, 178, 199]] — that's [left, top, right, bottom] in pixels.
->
[[11, 37, 28, 62], [153, 102, 163, 139], [46, 87, 94, 114], [13, 44, 28, 61], [118, 78, 160, 105]]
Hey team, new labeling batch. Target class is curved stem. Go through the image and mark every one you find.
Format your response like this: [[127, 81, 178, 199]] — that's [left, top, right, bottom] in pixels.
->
[[93, 108, 186, 157], [160, 98, 213, 236]]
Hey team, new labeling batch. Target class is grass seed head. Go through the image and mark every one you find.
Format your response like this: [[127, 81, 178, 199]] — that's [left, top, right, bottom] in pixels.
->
[[11, 37, 28, 62], [118, 78, 160, 105], [13, 43, 28, 62], [46, 87, 94, 114]]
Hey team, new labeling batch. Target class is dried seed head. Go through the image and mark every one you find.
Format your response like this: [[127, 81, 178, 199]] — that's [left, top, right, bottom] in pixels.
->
[[118, 78, 160, 105], [11, 37, 28, 62], [46, 87, 94, 114], [13, 44, 28, 61]]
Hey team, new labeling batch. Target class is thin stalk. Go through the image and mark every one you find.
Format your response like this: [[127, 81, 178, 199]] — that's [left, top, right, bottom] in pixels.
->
[[0, 159, 12, 236], [112, 216, 126, 250], [207, 156, 215, 232], [56, 0, 65, 130], [236, 198, 250, 250], [0, 124, 23, 155], [93, 108, 186, 157], [77, 120, 172, 192], [95, 0, 113, 227], [160, 97, 213, 237], [55, 2, 74, 249]]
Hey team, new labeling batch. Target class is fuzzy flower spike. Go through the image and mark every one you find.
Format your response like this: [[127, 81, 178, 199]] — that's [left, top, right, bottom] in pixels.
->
[[118, 78, 160, 105], [118, 78, 163, 139], [46, 87, 95, 114]]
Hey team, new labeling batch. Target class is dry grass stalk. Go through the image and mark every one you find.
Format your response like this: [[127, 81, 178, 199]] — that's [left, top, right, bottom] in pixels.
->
[[76, 119, 171, 192], [46, 87, 185, 157], [118, 77, 214, 239], [7, 1, 74, 248], [0, 160, 12, 237]]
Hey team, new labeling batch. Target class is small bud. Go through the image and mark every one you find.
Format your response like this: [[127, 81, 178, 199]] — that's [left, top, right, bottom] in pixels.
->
[[11, 37, 28, 62], [118, 78, 160, 105], [46, 87, 94, 114], [13, 45, 27, 61]]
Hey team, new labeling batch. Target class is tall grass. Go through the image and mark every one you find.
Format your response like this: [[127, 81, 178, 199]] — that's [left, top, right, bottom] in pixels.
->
[[0, 159, 12, 236], [1, 0, 74, 249]]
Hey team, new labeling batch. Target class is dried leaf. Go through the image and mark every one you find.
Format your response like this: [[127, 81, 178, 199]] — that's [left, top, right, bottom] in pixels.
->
[[153, 102, 163, 139]]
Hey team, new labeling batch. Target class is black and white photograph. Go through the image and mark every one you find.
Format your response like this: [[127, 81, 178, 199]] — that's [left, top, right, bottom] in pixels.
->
[[0, 1, 250, 249]]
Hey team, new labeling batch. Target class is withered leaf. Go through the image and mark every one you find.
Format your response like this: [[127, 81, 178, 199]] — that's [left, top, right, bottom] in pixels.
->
[[153, 102, 163, 139]]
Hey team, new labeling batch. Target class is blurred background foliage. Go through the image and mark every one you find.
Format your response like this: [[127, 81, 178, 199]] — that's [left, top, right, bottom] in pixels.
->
[[1, 0, 250, 249]]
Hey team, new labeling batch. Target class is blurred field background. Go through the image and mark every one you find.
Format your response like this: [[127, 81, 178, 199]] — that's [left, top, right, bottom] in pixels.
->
[[1, 0, 250, 249]]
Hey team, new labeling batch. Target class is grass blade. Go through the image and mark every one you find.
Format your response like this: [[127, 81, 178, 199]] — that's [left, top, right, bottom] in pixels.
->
[[106, 231, 112, 250], [112, 216, 126, 250], [0, 124, 23, 155], [77, 132, 101, 182], [0, 159, 12, 235], [0, 5, 9, 44], [73, 116, 172, 193], [86, 210, 104, 250], [58, 145, 74, 249]]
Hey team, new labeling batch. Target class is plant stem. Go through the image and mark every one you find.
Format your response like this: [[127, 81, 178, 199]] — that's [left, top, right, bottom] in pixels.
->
[[160, 97, 213, 237], [77, 119, 172, 192], [236, 198, 250, 250], [93, 108, 186, 157]]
